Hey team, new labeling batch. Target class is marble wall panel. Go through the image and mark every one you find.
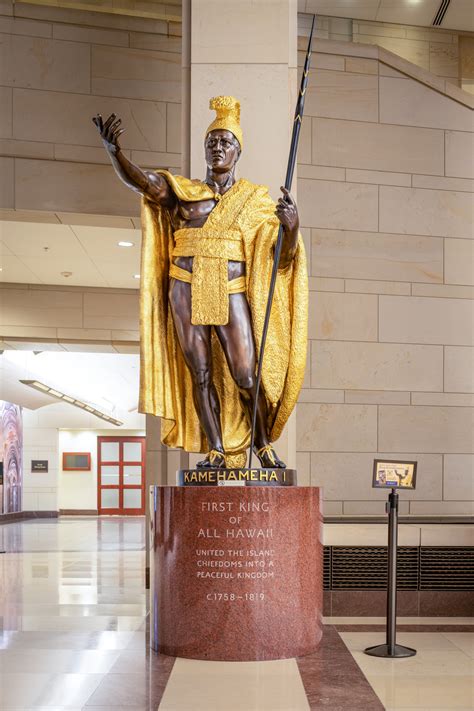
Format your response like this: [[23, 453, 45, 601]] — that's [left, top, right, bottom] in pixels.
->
[[91, 45, 181, 102], [344, 57, 378, 75], [378, 405, 474, 454], [443, 455, 474, 501], [345, 279, 411, 295], [429, 42, 459, 78], [445, 131, 474, 179], [445, 238, 474, 286], [304, 69, 378, 121], [379, 295, 474, 346], [15, 159, 141, 216], [166, 101, 181, 154], [410, 501, 474, 515], [412, 283, 474, 299], [129, 32, 181, 53], [0, 33, 90, 93], [296, 403, 377, 452], [379, 186, 473, 240], [0, 139, 54, 159], [311, 229, 443, 283], [52, 23, 129, 46], [412, 393, 474, 406], [0, 87, 12, 138], [379, 77, 473, 131], [313, 117, 444, 175], [0, 156, 13, 208], [444, 347, 474, 393], [344, 391, 411, 405], [191, 0, 295, 64], [83, 292, 139, 330], [0, 287, 83, 327], [354, 34, 429, 70], [0, 16, 52, 38], [298, 117, 312, 165], [298, 179, 378, 231], [345, 169, 411, 187], [310, 452, 442, 501], [312, 341, 443, 392], [308, 292, 377, 341], [13, 89, 167, 152], [412, 175, 474, 192]]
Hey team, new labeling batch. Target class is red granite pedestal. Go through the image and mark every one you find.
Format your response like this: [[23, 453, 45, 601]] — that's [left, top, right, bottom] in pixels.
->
[[150, 486, 323, 661]]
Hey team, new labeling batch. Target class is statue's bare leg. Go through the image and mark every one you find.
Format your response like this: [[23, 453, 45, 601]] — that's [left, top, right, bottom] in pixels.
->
[[215, 293, 286, 469], [169, 279, 225, 467]]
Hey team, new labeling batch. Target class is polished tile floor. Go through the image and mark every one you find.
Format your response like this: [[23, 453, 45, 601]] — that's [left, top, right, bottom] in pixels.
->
[[0, 517, 472, 710]]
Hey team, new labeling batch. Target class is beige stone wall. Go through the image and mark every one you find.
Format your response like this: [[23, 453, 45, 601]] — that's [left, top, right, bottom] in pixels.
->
[[352, 19, 463, 87], [295, 39, 474, 517], [0, 0, 181, 216]]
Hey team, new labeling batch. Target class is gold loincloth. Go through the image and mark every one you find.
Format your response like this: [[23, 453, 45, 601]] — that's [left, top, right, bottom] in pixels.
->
[[169, 262, 246, 304], [172, 228, 245, 325]]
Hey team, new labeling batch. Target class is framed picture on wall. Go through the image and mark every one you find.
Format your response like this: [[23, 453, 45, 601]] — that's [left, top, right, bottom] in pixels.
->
[[373, 459, 417, 490], [63, 452, 91, 471]]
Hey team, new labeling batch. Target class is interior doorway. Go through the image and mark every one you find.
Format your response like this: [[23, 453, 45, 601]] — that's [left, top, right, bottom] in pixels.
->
[[98, 436, 146, 515]]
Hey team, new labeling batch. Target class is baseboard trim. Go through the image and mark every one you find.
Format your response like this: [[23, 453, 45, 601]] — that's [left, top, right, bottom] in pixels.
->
[[0, 511, 58, 525], [59, 509, 98, 516]]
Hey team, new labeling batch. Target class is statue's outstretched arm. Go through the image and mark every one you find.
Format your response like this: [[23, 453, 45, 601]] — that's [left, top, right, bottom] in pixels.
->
[[92, 113, 175, 208]]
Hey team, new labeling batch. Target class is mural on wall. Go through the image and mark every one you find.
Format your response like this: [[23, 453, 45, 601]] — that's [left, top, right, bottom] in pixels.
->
[[0, 401, 23, 513]]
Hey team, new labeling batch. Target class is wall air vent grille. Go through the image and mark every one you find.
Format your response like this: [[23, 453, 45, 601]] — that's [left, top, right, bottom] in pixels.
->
[[420, 547, 474, 590], [329, 547, 419, 590], [432, 0, 451, 26], [323, 546, 331, 590]]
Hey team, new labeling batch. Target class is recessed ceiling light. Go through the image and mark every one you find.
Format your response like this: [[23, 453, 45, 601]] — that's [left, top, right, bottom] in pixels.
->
[[133, 274, 140, 279], [118, 241, 134, 248]]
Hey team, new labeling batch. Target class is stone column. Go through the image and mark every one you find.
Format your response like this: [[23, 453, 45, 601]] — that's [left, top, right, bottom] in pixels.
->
[[182, 0, 298, 468]]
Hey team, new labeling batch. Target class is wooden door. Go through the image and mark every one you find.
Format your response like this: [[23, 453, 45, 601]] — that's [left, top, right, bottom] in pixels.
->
[[97, 436, 145, 515]]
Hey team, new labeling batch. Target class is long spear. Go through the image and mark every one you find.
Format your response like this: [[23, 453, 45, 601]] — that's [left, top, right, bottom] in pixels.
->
[[249, 14, 316, 469]]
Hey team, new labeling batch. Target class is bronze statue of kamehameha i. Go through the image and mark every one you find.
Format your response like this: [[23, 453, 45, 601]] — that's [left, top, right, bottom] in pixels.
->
[[93, 96, 308, 470]]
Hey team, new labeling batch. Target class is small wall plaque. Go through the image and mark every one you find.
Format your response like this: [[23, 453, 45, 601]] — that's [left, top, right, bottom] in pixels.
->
[[373, 459, 417, 490], [63, 452, 91, 471], [31, 460, 48, 472]]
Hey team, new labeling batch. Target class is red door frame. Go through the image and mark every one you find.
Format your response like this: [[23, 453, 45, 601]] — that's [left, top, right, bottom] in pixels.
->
[[97, 436, 146, 515]]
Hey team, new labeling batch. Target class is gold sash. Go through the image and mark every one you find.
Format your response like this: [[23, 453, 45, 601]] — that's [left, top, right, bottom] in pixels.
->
[[171, 202, 248, 324], [169, 263, 246, 295]]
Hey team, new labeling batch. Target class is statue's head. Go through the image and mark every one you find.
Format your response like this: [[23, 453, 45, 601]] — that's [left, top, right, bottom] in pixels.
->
[[205, 96, 242, 172]]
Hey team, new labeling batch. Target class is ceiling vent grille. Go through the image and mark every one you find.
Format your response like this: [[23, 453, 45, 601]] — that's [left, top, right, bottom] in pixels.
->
[[420, 547, 474, 590], [432, 0, 451, 26]]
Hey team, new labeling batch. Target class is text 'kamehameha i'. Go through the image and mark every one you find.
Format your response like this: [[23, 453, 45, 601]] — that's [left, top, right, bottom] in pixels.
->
[[178, 468, 297, 486]]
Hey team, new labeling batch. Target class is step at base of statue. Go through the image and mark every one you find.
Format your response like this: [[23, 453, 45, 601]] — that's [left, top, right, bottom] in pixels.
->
[[177, 468, 297, 486]]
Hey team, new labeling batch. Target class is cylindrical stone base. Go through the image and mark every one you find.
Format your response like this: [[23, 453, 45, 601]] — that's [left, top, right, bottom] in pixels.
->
[[150, 486, 323, 661]]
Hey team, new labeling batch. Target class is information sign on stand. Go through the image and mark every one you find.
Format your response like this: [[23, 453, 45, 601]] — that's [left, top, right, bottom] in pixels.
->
[[365, 459, 418, 659]]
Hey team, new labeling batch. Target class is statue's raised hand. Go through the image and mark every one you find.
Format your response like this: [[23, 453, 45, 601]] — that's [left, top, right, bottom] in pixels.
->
[[92, 113, 125, 155]]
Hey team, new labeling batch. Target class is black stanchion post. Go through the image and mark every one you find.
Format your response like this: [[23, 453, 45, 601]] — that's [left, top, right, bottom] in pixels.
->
[[364, 488, 416, 659]]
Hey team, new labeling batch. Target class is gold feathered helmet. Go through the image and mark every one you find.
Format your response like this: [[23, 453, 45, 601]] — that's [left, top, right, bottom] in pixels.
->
[[205, 96, 243, 150]]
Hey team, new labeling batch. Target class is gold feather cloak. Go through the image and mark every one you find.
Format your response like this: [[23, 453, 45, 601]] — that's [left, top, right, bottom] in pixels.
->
[[139, 171, 308, 467]]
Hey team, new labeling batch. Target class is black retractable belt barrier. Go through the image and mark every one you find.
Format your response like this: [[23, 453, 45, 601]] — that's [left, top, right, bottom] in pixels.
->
[[364, 488, 417, 658]]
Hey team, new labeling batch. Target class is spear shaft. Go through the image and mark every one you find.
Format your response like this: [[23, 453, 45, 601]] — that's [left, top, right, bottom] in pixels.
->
[[248, 15, 316, 469]]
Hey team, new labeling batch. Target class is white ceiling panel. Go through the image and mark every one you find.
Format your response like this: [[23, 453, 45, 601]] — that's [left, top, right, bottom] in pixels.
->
[[0, 255, 42, 284], [442, 0, 474, 32], [0, 221, 85, 258], [71, 225, 141, 258], [306, 0, 380, 21], [376, 0, 441, 26], [56, 213, 136, 229], [19, 255, 107, 287]]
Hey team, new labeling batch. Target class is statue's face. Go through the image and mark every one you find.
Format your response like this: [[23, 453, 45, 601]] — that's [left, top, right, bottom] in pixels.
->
[[205, 129, 240, 173]]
